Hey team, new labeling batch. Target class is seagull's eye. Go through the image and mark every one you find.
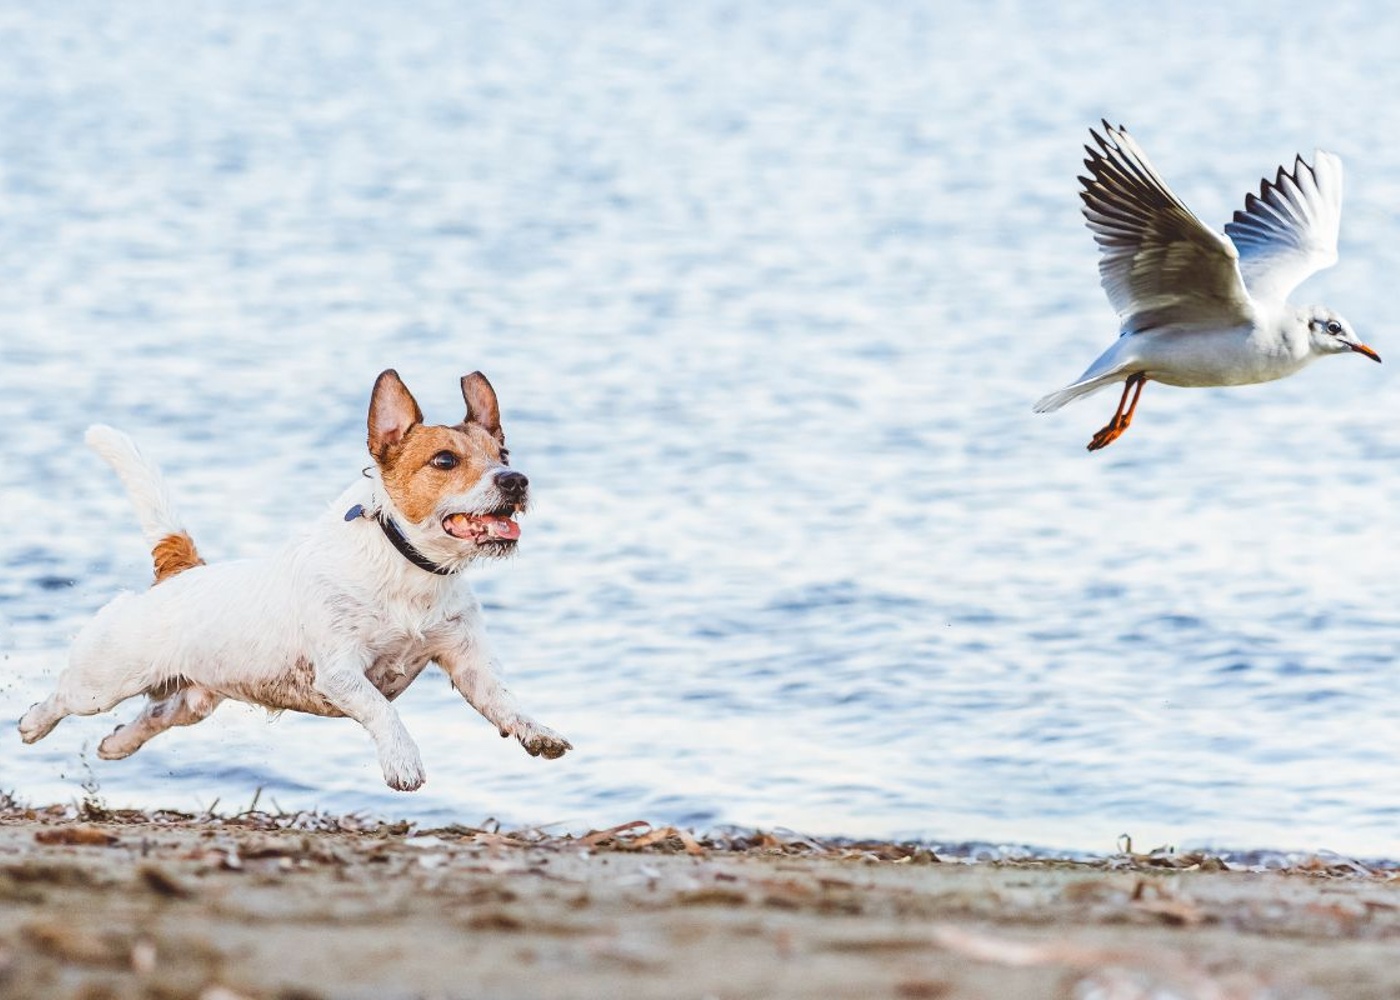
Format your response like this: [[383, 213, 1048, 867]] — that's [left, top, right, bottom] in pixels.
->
[[429, 451, 459, 470], [1326, 320, 1343, 336]]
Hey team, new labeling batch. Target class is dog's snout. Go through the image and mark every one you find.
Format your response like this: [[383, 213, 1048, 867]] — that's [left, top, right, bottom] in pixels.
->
[[495, 470, 529, 498]]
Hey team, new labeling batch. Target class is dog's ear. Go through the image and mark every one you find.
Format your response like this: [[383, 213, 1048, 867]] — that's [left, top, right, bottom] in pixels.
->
[[368, 369, 424, 462], [461, 372, 503, 443]]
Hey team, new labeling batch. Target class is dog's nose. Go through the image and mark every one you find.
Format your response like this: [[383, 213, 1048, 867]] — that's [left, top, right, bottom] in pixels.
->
[[495, 470, 529, 498]]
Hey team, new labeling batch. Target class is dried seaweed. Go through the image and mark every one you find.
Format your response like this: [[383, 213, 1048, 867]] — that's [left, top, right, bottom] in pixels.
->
[[3, 799, 1398, 877], [34, 826, 119, 847]]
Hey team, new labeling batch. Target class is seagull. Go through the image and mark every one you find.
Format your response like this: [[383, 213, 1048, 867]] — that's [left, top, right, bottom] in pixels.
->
[[1036, 121, 1380, 451]]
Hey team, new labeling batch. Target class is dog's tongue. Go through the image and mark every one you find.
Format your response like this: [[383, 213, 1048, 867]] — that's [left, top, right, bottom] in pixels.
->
[[483, 516, 521, 541], [443, 513, 520, 541]]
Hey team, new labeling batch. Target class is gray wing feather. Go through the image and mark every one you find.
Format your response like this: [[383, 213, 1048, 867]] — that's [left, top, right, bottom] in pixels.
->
[[1081, 122, 1255, 333], [1222, 150, 1342, 306]]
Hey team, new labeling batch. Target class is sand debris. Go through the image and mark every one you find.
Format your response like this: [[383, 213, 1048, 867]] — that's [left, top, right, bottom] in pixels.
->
[[33, 826, 119, 847], [138, 864, 194, 898], [6, 800, 1398, 878]]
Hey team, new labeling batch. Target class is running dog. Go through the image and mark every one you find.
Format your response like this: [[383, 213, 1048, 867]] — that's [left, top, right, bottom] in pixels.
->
[[19, 369, 571, 789]]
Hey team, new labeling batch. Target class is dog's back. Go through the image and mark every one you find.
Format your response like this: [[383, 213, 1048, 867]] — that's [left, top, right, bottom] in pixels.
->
[[85, 425, 204, 583]]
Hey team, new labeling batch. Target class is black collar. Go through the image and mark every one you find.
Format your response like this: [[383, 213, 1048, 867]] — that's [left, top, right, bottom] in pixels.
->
[[345, 504, 456, 576]]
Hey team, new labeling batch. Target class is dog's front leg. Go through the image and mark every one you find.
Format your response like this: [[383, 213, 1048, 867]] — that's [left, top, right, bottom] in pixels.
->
[[436, 637, 572, 760], [314, 661, 426, 790]]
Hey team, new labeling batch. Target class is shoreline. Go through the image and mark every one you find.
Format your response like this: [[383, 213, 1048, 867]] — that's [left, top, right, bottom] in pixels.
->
[[11, 786, 1400, 872], [4, 803, 1400, 999]]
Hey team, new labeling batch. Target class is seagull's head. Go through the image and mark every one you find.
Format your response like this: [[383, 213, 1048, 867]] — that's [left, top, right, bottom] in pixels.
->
[[1305, 309, 1381, 363]]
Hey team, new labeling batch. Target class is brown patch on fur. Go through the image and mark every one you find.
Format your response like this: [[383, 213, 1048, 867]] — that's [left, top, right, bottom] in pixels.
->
[[367, 370, 511, 525], [379, 423, 505, 524], [216, 656, 344, 717], [152, 532, 204, 583]]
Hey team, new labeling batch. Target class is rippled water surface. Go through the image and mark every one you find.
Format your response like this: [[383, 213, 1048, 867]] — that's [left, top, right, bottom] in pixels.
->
[[5, 1, 1400, 857]]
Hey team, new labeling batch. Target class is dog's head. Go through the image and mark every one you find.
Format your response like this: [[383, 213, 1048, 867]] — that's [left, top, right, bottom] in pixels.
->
[[368, 369, 527, 564]]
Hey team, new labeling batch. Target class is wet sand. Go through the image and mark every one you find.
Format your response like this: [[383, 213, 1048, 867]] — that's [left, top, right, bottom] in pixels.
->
[[3, 802, 1400, 999]]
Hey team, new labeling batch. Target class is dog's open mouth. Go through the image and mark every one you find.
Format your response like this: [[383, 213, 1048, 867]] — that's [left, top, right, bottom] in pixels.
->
[[442, 510, 521, 544]]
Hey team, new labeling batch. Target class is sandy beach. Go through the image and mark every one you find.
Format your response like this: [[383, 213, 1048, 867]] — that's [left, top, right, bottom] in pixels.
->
[[2, 801, 1399, 1000]]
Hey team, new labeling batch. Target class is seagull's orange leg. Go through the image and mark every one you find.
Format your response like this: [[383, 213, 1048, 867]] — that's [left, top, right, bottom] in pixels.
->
[[1087, 374, 1146, 451]]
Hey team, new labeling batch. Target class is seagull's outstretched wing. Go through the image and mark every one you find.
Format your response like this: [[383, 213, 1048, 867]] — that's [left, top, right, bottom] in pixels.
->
[[1081, 122, 1254, 334], [1223, 151, 1342, 307]]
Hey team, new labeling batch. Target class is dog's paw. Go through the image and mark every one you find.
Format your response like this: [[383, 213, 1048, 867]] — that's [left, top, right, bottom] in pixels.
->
[[504, 718, 572, 760], [18, 702, 59, 744], [380, 746, 426, 791], [97, 725, 137, 760]]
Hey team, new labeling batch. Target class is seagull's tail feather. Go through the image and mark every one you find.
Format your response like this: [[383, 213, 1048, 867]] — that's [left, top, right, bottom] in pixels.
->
[[86, 424, 205, 583], [1033, 371, 1131, 413]]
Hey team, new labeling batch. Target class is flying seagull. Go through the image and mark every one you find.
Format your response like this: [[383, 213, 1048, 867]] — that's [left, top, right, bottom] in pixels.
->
[[1036, 122, 1380, 451]]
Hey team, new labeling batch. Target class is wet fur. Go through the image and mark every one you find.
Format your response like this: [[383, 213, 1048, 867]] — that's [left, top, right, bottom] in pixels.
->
[[18, 370, 571, 790]]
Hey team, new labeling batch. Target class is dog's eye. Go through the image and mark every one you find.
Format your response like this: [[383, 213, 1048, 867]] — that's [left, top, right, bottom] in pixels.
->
[[499, 447, 510, 466], [429, 451, 459, 471]]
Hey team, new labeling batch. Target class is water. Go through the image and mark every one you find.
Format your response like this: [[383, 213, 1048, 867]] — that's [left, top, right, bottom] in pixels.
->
[[4, 0, 1400, 858]]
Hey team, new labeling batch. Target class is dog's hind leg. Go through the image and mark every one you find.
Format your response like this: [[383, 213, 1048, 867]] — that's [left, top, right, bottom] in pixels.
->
[[19, 677, 147, 744], [19, 618, 167, 744], [18, 696, 70, 744], [19, 668, 155, 745], [97, 686, 223, 760]]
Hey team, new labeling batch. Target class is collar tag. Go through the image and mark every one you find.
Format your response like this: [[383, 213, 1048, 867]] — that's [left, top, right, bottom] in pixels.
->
[[343, 504, 366, 522]]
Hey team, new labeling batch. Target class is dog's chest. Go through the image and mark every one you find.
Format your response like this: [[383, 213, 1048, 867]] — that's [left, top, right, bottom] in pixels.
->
[[363, 642, 435, 700]]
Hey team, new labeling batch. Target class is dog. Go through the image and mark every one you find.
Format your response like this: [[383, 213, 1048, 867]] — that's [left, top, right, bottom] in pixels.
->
[[18, 369, 572, 790]]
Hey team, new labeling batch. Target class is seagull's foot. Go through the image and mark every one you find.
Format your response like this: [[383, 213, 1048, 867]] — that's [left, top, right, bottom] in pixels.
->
[[1087, 420, 1127, 451], [1086, 374, 1145, 452]]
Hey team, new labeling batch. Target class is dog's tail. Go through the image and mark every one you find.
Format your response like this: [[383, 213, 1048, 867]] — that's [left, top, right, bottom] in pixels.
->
[[86, 424, 204, 583]]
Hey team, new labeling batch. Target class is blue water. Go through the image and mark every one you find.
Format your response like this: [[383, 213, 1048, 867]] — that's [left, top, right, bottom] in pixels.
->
[[4, 1, 1400, 858]]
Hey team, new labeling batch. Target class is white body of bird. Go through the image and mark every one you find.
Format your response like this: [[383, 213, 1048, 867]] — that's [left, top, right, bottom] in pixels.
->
[[1037, 123, 1379, 449]]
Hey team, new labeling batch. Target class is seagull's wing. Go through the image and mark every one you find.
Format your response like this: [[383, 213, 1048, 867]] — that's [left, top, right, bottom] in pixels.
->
[[1222, 150, 1342, 307], [1081, 122, 1255, 334]]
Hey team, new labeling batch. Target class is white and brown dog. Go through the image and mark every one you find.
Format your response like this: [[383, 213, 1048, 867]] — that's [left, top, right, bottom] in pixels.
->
[[18, 369, 571, 790]]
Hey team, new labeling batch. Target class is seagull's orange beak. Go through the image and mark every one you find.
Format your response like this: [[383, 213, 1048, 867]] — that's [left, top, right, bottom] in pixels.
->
[[1351, 342, 1383, 363]]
